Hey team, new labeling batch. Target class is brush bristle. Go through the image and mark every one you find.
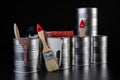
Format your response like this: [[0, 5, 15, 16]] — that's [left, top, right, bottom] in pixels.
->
[[45, 59, 59, 72], [42, 51, 59, 72]]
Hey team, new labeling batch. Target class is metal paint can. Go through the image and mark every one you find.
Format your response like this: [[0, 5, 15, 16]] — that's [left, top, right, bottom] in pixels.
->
[[76, 7, 98, 36], [58, 57, 71, 69], [13, 38, 43, 73], [72, 36, 91, 66], [91, 35, 108, 63], [72, 36, 90, 55], [46, 37, 72, 69]]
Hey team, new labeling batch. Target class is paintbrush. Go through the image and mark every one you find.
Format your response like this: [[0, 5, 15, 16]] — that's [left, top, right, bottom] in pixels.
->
[[80, 19, 86, 37], [36, 23, 59, 72], [14, 23, 30, 66]]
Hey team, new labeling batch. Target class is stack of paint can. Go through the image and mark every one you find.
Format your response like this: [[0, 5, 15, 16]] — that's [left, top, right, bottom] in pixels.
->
[[46, 37, 72, 69], [72, 36, 91, 66], [75, 7, 108, 65], [13, 37, 43, 73]]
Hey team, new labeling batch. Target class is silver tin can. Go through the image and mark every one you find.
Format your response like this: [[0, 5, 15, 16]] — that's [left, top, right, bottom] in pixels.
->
[[76, 7, 98, 36], [91, 35, 108, 63], [13, 38, 43, 73], [72, 36, 90, 55], [72, 36, 91, 66], [14, 72, 39, 80], [46, 37, 71, 58], [73, 55, 90, 66], [58, 57, 71, 69], [46, 37, 71, 69]]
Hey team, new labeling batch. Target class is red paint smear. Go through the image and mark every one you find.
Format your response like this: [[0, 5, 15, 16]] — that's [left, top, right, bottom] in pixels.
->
[[37, 24, 43, 32], [80, 19, 85, 28]]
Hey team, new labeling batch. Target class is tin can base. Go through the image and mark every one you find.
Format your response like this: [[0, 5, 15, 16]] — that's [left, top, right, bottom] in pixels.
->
[[73, 64, 90, 67], [91, 62, 107, 64], [13, 69, 40, 74], [59, 66, 71, 70]]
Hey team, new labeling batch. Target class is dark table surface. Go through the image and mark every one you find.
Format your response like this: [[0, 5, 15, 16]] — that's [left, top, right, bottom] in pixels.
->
[[4, 62, 120, 80]]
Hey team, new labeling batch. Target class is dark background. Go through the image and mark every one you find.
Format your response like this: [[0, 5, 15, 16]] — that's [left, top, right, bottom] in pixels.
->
[[1, 0, 120, 80]]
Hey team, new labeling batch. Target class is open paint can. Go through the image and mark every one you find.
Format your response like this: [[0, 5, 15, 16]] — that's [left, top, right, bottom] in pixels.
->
[[13, 37, 43, 73]]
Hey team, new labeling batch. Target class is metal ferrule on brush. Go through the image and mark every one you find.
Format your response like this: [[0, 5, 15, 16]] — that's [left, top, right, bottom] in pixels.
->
[[43, 51, 54, 61]]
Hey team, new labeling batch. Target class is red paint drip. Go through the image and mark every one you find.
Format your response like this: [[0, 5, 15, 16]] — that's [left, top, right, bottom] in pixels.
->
[[37, 24, 43, 32], [80, 19, 85, 28]]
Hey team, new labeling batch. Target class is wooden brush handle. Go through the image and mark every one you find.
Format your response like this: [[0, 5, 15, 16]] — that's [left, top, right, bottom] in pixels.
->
[[80, 28, 86, 37], [14, 23, 20, 39], [38, 31, 51, 53]]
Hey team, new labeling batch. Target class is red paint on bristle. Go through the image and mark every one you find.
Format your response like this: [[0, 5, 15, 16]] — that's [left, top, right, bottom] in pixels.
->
[[80, 19, 85, 28], [37, 24, 43, 32]]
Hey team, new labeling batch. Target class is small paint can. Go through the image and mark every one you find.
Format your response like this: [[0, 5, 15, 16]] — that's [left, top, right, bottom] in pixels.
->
[[76, 7, 98, 36], [72, 36, 91, 66], [91, 35, 108, 63]]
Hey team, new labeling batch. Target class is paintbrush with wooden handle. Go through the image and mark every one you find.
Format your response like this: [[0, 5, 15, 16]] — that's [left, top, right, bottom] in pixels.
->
[[36, 23, 59, 72], [14, 23, 30, 66], [80, 19, 86, 37]]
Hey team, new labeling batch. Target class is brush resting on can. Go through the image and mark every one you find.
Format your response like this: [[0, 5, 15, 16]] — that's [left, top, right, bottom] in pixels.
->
[[37, 23, 59, 72], [14, 23, 30, 66]]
